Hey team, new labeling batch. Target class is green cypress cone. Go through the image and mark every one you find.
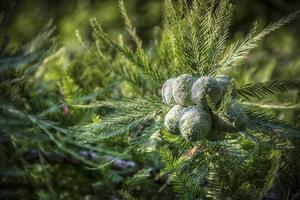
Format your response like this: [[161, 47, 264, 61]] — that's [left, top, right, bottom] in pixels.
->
[[191, 76, 223, 107], [212, 99, 249, 133], [179, 106, 212, 141], [173, 74, 196, 106], [216, 75, 232, 98], [226, 99, 248, 131], [162, 78, 176, 106], [164, 105, 186, 134]]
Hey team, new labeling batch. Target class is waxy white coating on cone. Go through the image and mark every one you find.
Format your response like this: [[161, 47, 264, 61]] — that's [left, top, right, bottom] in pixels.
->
[[173, 74, 196, 106], [179, 106, 212, 141], [162, 74, 248, 142], [191, 76, 223, 106], [216, 76, 231, 98], [226, 99, 248, 130], [162, 78, 176, 106], [164, 105, 186, 134]]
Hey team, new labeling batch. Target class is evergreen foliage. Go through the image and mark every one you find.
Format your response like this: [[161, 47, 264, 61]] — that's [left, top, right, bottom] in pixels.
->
[[1, 0, 300, 199]]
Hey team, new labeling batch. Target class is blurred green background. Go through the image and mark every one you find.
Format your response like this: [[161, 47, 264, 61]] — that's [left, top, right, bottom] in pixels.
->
[[1, 0, 300, 48]]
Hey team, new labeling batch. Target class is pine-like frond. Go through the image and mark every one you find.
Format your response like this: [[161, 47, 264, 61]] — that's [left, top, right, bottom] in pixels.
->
[[131, 123, 163, 152], [237, 80, 300, 100], [246, 111, 300, 138], [0, 22, 57, 85], [162, 0, 184, 59], [118, 0, 141, 48], [181, 1, 211, 75], [206, 0, 233, 75], [219, 11, 299, 72], [89, 18, 164, 86], [73, 98, 167, 141], [119, 190, 137, 200], [258, 152, 281, 199], [162, 0, 237, 76], [159, 146, 207, 199], [241, 101, 300, 111]]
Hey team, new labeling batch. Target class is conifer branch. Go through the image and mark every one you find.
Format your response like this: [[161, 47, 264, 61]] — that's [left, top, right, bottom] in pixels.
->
[[219, 11, 299, 72], [119, 0, 142, 48], [241, 102, 300, 110], [246, 111, 300, 138], [237, 80, 300, 100]]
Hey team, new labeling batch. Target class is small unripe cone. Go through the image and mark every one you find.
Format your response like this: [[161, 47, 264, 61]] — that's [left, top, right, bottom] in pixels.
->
[[226, 99, 248, 130], [162, 78, 176, 106], [191, 76, 223, 106], [216, 76, 231, 96], [212, 99, 248, 133], [173, 74, 196, 106], [164, 105, 186, 134], [179, 106, 212, 141]]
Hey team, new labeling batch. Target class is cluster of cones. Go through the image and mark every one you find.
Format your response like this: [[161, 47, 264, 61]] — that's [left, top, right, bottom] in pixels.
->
[[162, 74, 248, 141]]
